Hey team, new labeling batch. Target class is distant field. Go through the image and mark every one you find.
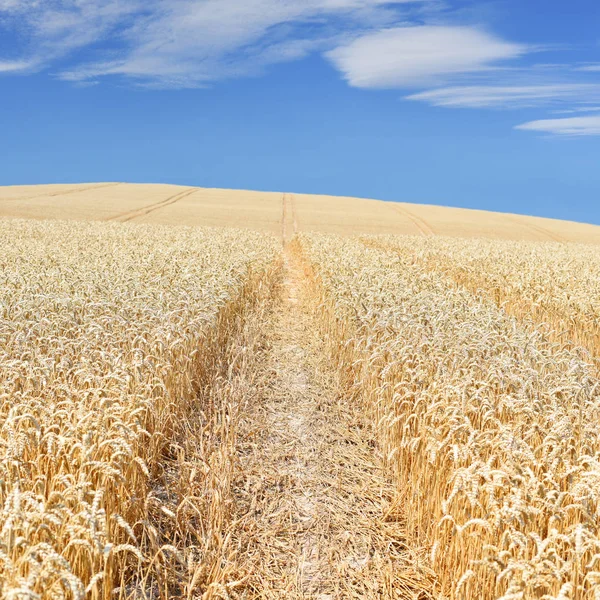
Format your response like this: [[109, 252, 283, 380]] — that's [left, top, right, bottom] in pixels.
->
[[2, 181, 599, 242]]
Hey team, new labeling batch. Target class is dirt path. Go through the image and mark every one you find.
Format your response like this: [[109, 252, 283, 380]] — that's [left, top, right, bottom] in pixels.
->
[[282, 194, 288, 242], [233, 246, 433, 599], [290, 194, 298, 235]]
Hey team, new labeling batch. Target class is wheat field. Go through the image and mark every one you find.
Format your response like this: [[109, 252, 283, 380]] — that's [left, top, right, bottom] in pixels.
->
[[0, 219, 280, 599], [298, 233, 600, 599], [2, 184, 600, 599]]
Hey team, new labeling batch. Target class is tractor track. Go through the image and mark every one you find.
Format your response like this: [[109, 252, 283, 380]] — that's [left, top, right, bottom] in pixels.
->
[[232, 244, 434, 599], [394, 204, 435, 236], [505, 214, 564, 243], [107, 187, 198, 223], [282, 193, 297, 242]]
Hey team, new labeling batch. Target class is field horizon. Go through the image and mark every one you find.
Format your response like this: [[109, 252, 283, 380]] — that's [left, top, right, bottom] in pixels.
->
[[2, 181, 600, 243]]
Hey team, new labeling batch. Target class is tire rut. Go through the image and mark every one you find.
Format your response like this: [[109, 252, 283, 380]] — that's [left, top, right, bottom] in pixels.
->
[[107, 187, 198, 223], [282, 193, 297, 242], [394, 204, 435, 236], [505, 214, 564, 242]]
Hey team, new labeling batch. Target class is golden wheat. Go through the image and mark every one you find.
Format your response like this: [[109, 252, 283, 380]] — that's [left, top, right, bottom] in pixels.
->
[[5, 212, 600, 600], [363, 234, 600, 360], [297, 233, 600, 599], [0, 218, 279, 599]]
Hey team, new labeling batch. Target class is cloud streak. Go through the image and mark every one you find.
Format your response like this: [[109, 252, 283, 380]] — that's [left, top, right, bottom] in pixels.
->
[[515, 115, 600, 136], [406, 84, 600, 108], [0, 59, 36, 72], [323, 24, 600, 135], [0, 0, 144, 72]]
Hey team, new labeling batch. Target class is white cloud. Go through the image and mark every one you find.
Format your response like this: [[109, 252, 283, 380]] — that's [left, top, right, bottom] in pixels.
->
[[577, 64, 600, 72], [515, 115, 600, 136], [406, 84, 600, 108], [323, 26, 600, 132], [0, 59, 35, 72], [325, 25, 527, 88], [551, 106, 600, 115], [0, 0, 35, 9], [0, 0, 428, 86], [0, 0, 144, 71], [1, 0, 597, 145]]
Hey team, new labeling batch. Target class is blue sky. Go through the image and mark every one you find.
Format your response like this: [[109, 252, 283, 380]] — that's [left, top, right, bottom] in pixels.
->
[[1, 0, 600, 224]]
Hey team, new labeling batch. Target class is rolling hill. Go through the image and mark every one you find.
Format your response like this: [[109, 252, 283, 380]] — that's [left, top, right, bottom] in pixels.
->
[[1, 182, 598, 242]]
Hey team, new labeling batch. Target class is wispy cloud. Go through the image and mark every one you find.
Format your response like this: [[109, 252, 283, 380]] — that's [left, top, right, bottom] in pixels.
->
[[1, 0, 429, 87], [2, 0, 600, 140], [552, 106, 600, 115], [577, 64, 600, 72], [0, 0, 144, 71], [320, 18, 600, 135], [515, 115, 600, 136], [325, 26, 527, 88], [0, 58, 36, 72], [406, 84, 600, 108]]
